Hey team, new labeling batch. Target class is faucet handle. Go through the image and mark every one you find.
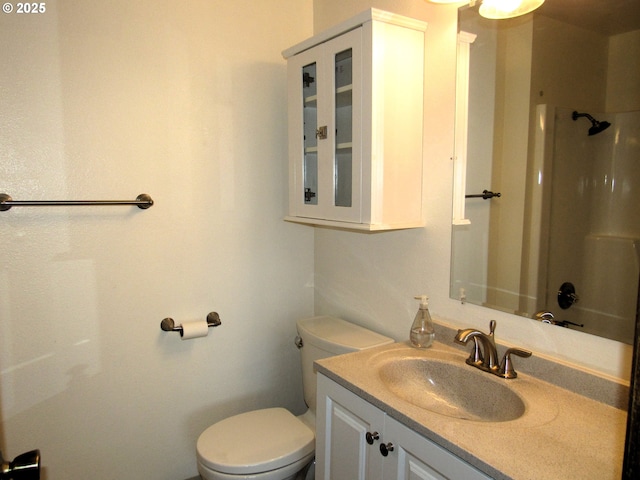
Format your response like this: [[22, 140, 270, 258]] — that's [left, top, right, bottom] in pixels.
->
[[488, 319, 496, 336], [498, 347, 532, 379]]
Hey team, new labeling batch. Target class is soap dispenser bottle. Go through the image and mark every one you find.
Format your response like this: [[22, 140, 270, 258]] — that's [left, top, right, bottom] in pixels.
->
[[410, 295, 435, 348]]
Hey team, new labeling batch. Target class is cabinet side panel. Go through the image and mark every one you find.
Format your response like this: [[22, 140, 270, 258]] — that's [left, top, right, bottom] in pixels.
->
[[370, 22, 425, 226]]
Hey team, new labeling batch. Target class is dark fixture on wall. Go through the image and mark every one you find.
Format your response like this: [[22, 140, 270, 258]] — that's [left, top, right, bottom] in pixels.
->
[[0, 449, 40, 480], [558, 282, 579, 309], [572, 111, 611, 136]]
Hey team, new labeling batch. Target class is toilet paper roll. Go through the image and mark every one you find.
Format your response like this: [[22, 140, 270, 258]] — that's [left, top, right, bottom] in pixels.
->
[[180, 319, 209, 340]]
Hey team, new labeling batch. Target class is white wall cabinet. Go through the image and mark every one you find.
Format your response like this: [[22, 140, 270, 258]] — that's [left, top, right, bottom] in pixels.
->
[[282, 9, 426, 231], [317, 373, 491, 480]]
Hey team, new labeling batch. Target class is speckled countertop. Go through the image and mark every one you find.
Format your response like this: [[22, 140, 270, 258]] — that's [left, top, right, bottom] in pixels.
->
[[315, 341, 627, 480]]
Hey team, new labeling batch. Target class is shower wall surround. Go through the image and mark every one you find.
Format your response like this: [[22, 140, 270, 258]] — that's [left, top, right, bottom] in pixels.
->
[[0, 1, 314, 478], [545, 108, 640, 343]]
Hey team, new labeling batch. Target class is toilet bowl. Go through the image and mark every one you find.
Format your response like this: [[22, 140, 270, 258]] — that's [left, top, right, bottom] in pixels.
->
[[196, 316, 393, 480], [197, 408, 314, 480]]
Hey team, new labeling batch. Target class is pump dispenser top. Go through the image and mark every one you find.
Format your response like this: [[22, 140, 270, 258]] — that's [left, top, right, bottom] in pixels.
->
[[410, 295, 435, 348]]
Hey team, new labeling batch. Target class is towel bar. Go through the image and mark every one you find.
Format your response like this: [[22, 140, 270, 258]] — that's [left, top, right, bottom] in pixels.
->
[[0, 193, 153, 211], [465, 190, 501, 200]]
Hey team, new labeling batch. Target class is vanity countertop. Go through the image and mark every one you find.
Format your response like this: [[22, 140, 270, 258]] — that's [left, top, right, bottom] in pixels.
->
[[315, 341, 627, 480]]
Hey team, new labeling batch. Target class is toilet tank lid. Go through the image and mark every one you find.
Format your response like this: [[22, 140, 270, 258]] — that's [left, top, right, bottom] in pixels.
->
[[296, 316, 393, 352]]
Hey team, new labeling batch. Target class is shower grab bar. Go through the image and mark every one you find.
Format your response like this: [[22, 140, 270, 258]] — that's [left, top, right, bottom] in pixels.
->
[[160, 312, 222, 333], [465, 190, 501, 200], [0, 193, 153, 211]]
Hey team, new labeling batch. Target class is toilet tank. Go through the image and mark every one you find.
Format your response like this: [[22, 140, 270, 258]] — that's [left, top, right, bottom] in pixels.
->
[[296, 316, 393, 412]]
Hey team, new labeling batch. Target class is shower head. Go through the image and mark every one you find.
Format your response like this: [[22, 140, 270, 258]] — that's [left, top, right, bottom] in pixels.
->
[[0, 449, 40, 480], [572, 111, 611, 136]]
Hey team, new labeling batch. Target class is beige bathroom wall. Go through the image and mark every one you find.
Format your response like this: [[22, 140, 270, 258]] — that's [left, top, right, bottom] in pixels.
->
[[531, 15, 609, 113], [0, 1, 314, 478], [607, 29, 640, 112], [486, 19, 532, 311]]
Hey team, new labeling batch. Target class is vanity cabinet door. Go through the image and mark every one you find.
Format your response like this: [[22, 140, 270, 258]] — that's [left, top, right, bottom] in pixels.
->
[[316, 373, 384, 480], [383, 416, 491, 480], [317, 374, 491, 480]]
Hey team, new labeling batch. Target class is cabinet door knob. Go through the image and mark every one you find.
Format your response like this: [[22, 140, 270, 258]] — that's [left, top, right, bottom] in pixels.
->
[[379, 442, 394, 456], [365, 431, 379, 445]]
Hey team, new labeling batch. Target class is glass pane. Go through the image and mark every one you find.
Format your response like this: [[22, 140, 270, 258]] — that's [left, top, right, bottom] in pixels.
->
[[303, 63, 318, 205], [334, 49, 352, 207]]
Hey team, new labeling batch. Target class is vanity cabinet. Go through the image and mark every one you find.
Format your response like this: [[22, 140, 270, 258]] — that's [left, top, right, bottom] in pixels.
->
[[282, 9, 426, 231], [316, 373, 490, 480]]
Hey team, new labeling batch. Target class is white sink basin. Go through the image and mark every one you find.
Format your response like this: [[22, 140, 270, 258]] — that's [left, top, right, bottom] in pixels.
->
[[377, 356, 526, 422]]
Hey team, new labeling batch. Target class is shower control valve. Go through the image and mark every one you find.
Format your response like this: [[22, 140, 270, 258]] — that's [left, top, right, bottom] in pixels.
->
[[558, 282, 579, 309]]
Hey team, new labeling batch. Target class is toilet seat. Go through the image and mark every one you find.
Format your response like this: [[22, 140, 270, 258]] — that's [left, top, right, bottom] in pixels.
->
[[197, 407, 314, 475]]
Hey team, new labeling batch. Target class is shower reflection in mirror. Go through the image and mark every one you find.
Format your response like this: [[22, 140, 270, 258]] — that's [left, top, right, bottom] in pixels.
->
[[450, 3, 640, 345]]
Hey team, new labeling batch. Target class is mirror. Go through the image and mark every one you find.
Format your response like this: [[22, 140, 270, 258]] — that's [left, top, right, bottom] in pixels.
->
[[451, 0, 640, 345]]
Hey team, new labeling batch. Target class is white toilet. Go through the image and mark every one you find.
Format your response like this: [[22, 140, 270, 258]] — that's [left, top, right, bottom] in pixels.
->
[[196, 316, 393, 480]]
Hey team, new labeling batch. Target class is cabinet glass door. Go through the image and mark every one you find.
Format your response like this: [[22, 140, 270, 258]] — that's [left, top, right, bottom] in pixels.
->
[[302, 62, 319, 205], [287, 27, 361, 223], [334, 48, 353, 208]]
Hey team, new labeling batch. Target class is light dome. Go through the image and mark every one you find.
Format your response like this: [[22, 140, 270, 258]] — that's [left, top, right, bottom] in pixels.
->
[[479, 0, 545, 19]]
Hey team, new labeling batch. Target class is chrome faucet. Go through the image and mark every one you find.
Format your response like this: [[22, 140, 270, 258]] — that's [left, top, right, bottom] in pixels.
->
[[455, 320, 500, 370], [454, 320, 531, 379]]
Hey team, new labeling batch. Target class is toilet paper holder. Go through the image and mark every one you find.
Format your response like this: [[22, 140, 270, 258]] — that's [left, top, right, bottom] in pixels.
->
[[160, 312, 222, 333]]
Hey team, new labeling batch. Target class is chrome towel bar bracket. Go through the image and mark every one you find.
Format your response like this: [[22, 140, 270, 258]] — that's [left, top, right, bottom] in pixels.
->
[[160, 312, 222, 334], [0, 193, 153, 211]]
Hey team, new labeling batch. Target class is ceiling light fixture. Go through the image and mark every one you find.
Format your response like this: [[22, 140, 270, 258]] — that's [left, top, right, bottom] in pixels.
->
[[478, 0, 545, 19], [426, 0, 545, 20]]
